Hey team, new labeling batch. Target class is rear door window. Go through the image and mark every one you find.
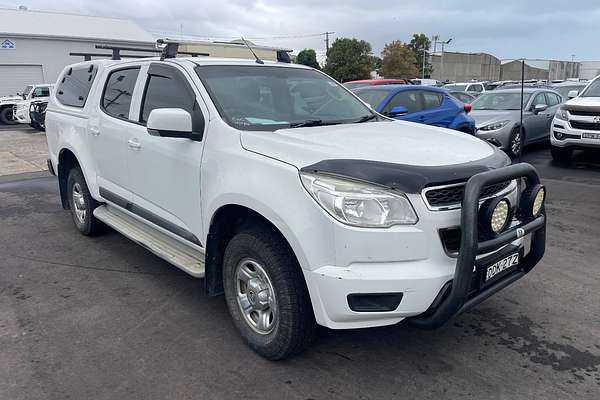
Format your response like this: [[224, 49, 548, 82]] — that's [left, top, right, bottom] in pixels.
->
[[56, 64, 97, 108], [532, 93, 548, 107], [101, 68, 140, 120], [546, 92, 561, 106], [422, 91, 444, 109]]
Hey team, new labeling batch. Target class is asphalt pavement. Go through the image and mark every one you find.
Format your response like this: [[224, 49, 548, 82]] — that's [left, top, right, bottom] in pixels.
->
[[1, 145, 599, 400]]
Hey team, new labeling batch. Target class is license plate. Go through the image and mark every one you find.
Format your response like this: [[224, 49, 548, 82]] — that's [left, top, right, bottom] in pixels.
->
[[485, 252, 519, 283], [582, 132, 600, 140]]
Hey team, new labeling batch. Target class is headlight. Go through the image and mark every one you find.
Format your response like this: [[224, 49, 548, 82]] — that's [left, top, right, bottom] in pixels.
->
[[555, 108, 568, 121], [479, 120, 511, 131], [300, 172, 418, 227]]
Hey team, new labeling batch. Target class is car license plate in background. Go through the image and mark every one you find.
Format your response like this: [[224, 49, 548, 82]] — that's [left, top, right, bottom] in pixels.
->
[[583, 132, 600, 140], [485, 253, 519, 283]]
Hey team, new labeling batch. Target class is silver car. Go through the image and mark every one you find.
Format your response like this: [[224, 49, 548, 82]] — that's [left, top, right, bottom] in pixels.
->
[[471, 88, 562, 157]]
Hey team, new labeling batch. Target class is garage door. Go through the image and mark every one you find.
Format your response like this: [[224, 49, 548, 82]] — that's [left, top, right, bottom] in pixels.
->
[[0, 65, 44, 96]]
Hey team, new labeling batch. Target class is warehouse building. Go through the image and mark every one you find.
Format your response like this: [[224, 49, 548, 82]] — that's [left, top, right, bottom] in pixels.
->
[[579, 61, 600, 80], [0, 8, 290, 97], [0, 8, 156, 96], [431, 52, 501, 82]]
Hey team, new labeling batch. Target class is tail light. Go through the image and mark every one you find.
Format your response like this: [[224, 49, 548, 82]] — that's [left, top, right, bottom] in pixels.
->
[[464, 103, 472, 113]]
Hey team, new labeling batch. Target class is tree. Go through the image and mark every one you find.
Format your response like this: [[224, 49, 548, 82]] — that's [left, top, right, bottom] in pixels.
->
[[323, 38, 373, 82], [407, 33, 432, 78], [296, 49, 320, 69], [380, 41, 419, 79]]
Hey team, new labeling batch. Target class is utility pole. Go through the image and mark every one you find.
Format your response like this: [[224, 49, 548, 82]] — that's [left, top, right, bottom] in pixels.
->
[[422, 48, 427, 79], [324, 32, 335, 54]]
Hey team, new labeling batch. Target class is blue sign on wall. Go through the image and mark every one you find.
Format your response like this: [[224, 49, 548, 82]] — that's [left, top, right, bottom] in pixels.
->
[[1, 39, 16, 49]]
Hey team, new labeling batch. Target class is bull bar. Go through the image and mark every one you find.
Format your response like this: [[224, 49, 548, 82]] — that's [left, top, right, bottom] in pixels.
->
[[408, 162, 546, 329]]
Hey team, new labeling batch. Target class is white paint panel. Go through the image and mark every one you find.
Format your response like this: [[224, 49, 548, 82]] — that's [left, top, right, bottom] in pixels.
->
[[0, 65, 43, 96]]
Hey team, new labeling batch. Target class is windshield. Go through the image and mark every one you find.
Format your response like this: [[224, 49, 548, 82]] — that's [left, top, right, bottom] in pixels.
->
[[445, 84, 467, 91], [22, 85, 33, 97], [472, 93, 532, 110], [354, 89, 392, 109], [553, 85, 585, 99], [581, 79, 600, 97], [196, 66, 374, 131]]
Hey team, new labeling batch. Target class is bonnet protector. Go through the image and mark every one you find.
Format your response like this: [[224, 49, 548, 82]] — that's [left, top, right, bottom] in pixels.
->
[[300, 149, 511, 193]]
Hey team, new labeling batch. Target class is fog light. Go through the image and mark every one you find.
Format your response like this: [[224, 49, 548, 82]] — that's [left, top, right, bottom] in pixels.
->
[[491, 199, 510, 234], [554, 130, 564, 140], [479, 197, 511, 237], [520, 184, 546, 219]]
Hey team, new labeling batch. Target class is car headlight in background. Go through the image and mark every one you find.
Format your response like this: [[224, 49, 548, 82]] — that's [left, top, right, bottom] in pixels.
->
[[300, 172, 418, 227], [479, 120, 511, 131], [555, 108, 569, 121]]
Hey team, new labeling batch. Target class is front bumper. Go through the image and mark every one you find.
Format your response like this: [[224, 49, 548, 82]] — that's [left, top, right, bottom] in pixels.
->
[[305, 163, 545, 330], [474, 125, 512, 149], [551, 118, 600, 149]]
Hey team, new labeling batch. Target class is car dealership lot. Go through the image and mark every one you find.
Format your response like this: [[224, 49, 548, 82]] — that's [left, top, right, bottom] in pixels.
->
[[1, 143, 599, 399]]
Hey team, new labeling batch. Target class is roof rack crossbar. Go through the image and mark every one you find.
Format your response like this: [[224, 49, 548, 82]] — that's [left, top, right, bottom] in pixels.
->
[[69, 52, 156, 61]]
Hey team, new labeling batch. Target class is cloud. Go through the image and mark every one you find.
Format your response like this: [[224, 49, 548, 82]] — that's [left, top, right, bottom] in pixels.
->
[[9, 0, 600, 61]]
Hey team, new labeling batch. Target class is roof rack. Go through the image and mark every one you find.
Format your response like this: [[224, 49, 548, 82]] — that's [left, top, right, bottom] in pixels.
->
[[69, 44, 208, 61], [156, 38, 292, 63]]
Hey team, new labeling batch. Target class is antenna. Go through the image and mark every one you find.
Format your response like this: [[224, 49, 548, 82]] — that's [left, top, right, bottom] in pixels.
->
[[240, 37, 264, 64]]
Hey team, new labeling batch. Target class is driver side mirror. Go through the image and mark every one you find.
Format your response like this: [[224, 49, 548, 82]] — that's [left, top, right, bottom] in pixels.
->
[[386, 106, 409, 117], [533, 104, 548, 114], [147, 108, 200, 140], [567, 90, 579, 99]]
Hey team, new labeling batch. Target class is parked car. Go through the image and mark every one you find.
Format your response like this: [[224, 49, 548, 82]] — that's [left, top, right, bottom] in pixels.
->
[[470, 88, 562, 157], [343, 79, 410, 89], [550, 75, 600, 163], [411, 78, 442, 86], [353, 85, 476, 134], [0, 84, 53, 125], [449, 91, 476, 104], [551, 81, 588, 101], [13, 85, 54, 125], [45, 52, 546, 360], [444, 81, 486, 95]]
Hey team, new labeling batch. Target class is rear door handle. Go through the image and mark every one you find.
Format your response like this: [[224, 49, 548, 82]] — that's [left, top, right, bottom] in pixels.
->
[[127, 138, 141, 150], [90, 127, 100, 136]]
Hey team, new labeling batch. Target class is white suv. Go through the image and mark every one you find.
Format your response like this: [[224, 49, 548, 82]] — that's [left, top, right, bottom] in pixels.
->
[[0, 84, 53, 125], [551, 75, 600, 162], [45, 49, 547, 359]]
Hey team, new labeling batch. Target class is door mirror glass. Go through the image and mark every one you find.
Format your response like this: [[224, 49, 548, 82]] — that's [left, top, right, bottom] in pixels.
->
[[567, 90, 579, 99], [387, 106, 409, 116], [147, 108, 195, 139], [533, 104, 548, 114]]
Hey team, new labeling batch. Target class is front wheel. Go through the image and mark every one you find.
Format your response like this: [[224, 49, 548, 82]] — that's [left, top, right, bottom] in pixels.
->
[[507, 127, 524, 158], [551, 146, 573, 164], [223, 227, 316, 360]]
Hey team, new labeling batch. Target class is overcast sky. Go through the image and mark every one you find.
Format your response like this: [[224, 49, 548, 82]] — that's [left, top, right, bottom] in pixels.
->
[[5, 0, 600, 62]]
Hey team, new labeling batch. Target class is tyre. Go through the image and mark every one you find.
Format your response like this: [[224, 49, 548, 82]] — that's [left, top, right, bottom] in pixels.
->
[[551, 146, 573, 164], [223, 227, 316, 360], [507, 127, 524, 158], [67, 167, 105, 236], [0, 107, 17, 125]]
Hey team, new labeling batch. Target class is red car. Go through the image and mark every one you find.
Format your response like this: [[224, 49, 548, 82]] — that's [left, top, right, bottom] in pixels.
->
[[343, 79, 410, 89]]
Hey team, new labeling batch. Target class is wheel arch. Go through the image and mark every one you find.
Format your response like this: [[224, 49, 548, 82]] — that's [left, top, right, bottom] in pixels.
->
[[204, 203, 305, 297], [57, 148, 82, 210]]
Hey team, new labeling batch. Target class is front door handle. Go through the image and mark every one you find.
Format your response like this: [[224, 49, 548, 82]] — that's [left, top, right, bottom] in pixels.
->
[[127, 138, 141, 150], [90, 127, 100, 136]]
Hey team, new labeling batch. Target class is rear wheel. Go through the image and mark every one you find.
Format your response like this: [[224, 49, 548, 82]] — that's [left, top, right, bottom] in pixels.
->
[[223, 227, 316, 360], [67, 167, 105, 236], [551, 146, 573, 164], [0, 107, 17, 125], [507, 127, 523, 158]]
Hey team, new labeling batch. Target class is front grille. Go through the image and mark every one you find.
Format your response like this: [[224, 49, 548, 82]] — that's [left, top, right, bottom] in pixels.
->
[[570, 121, 600, 131], [569, 110, 600, 117], [424, 180, 511, 208]]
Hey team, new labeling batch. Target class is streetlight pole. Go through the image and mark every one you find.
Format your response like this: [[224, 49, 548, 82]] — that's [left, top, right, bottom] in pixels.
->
[[436, 37, 452, 83]]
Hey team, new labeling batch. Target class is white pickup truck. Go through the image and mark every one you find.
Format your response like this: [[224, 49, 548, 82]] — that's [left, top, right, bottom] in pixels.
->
[[0, 84, 53, 125], [45, 47, 547, 359], [551, 75, 600, 162]]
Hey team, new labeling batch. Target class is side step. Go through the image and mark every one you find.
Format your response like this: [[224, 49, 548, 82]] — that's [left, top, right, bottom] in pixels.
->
[[93, 205, 205, 277]]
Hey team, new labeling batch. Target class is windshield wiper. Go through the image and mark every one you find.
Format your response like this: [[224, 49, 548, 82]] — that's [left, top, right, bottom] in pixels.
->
[[289, 119, 324, 128], [354, 114, 377, 123]]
